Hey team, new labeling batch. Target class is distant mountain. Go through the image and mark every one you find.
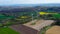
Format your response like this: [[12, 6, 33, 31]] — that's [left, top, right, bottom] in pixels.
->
[[39, 4, 60, 7], [0, 4, 39, 7], [0, 4, 60, 7]]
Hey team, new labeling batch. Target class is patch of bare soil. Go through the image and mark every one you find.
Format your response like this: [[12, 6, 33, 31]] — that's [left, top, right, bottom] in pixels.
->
[[46, 26, 60, 34]]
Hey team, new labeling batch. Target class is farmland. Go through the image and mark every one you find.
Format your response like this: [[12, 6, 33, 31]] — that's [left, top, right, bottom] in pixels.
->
[[0, 6, 60, 34], [46, 26, 60, 34], [0, 27, 20, 34]]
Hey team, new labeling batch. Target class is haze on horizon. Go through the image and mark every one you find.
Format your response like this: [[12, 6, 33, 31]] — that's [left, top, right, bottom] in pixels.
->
[[0, 0, 60, 5]]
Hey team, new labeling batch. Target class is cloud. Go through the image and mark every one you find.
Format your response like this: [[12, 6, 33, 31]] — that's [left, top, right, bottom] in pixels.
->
[[40, 0, 60, 3], [0, 0, 60, 5]]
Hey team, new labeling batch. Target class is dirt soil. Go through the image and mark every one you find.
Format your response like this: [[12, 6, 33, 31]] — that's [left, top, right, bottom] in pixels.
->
[[10, 19, 54, 34], [46, 26, 60, 34], [24, 19, 54, 30]]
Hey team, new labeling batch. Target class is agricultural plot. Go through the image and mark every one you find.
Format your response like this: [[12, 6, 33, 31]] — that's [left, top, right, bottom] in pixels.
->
[[46, 26, 60, 34], [0, 27, 20, 34]]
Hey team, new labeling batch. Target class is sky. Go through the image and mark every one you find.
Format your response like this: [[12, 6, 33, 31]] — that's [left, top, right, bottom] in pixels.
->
[[0, 0, 60, 5]]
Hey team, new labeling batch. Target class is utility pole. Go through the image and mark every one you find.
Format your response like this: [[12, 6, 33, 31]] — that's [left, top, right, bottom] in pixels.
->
[[31, 8, 40, 24], [33, 8, 39, 19], [32, 14, 34, 22]]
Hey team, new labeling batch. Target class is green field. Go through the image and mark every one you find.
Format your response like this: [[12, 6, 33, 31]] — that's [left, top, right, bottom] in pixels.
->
[[52, 14, 60, 19], [0, 27, 20, 34]]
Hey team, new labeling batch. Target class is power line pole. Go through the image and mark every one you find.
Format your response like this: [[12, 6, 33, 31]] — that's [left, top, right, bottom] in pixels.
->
[[33, 8, 39, 19], [32, 14, 34, 22]]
